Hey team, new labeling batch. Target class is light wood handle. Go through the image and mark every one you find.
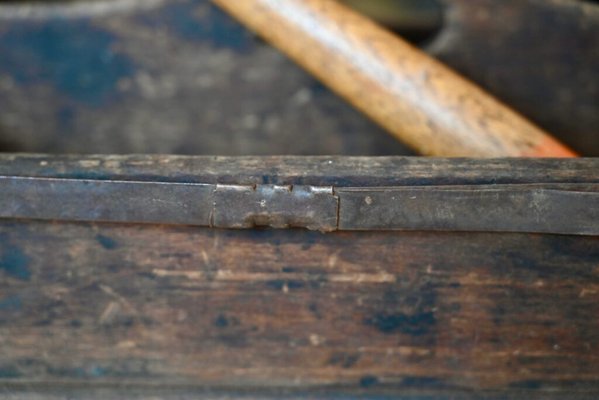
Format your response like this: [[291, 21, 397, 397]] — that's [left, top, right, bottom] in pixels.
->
[[212, 0, 577, 157]]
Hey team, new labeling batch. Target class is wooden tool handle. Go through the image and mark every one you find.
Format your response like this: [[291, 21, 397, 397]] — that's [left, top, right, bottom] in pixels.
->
[[212, 0, 577, 157]]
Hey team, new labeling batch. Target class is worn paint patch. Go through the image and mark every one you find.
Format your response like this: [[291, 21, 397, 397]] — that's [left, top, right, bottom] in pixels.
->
[[366, 283, 438, 337], [88, 365, 107, 378], [266, 280, 305, 291], [328, 352, 359, 369], [213, 313, 250, 347], [401, 376, 444, 388], [308, 303, 322, 319], [214, 314, 239, 328], [509, 380, 543, 390], [47, 365, 107, 379], [96, 234, 119, 250], [365, 312, 436, 336], [0, 245, 31, 281], [0, 295, 22, 311], [360, 375, 379, 388], [0, 366, 21, 379], [0, 20, 134, 106], [70, 319, 83, 328], [136, 1, 252, 50]]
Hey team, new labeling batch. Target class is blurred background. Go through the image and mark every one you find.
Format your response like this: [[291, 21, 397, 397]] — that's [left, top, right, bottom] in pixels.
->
[[0, 0, 597, 156]]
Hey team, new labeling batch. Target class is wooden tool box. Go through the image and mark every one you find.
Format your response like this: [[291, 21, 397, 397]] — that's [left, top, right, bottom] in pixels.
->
[[1, 155, 598, 399], [1, 0, 598, 398]]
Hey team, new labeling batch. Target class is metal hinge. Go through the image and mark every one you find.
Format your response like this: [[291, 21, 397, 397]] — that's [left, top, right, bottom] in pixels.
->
[[212, 184, 338, 232]]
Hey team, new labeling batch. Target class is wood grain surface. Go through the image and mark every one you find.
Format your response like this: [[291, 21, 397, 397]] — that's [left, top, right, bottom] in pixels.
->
[[1, 155, 598, 398], [1, 223, 598, 397], [1, 154, 597, 186], [211, 0, 576, 157]]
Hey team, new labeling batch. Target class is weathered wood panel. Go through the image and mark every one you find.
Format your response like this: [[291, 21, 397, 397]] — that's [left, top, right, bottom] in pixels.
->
[[0, 0, 411, 157], [1, 0, 597, 156], [1, 155, 598, 398], [1, 222, 598, 397], [2, 155, 599, 186]]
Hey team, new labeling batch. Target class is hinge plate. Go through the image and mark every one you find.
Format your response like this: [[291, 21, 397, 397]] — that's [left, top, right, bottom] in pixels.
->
[[213, 184, 338, 232]]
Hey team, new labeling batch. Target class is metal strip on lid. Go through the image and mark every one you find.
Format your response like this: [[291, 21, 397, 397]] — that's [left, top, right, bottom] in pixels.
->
[[1, 176, 598, 235]]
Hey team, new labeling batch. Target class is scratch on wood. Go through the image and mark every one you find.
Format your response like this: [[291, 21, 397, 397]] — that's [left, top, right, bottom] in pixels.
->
[[99, 301, 121, 325], [152, 269, 204, 279], [99, 284, 137, 315], [152, 269, 396, 283]]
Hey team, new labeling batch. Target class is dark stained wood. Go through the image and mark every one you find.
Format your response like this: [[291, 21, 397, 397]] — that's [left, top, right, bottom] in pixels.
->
[[1, 155, 598, 398], [0, 0, 413, 158], [1, 222, 598, 397]]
